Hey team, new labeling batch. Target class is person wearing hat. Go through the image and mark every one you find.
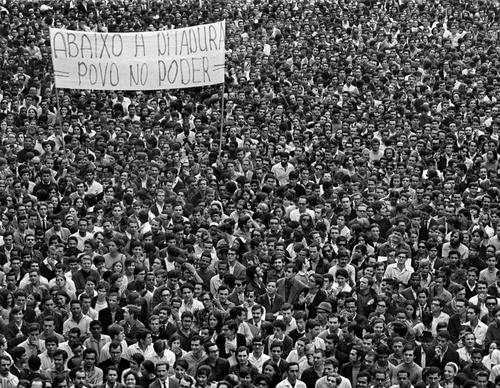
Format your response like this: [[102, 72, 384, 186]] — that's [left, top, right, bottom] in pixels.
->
[[414, 331, 433, 369], [316, 301, 333, 330]]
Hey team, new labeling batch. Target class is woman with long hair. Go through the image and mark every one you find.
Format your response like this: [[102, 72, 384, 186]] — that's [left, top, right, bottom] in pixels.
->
[[73, 197, 87, 218], [263, 362, 282, 388], [103, 238, 126, 270], [231, 238, 246, 263], [208, 311, 224, 343], [403, 300, 421, 326], [0, 290, 14, 323]]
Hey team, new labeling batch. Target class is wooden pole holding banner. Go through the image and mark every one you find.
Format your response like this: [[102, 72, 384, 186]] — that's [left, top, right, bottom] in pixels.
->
[[54, 87, 67, 157], [218, 82, 225, 161]]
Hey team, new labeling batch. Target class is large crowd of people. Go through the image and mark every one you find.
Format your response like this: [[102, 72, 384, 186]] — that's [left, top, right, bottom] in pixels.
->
[[0, 0, 498, 388]]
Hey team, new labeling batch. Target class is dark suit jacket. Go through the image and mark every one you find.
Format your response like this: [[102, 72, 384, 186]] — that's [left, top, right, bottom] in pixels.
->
[[264, 334, 293, 359], [34, 219, 53, 232], [215, 333, 246, 359], [199, 357, 230, 382], [414, 345, 431, 368], [98, 358, 130, 378], [428, 347, 460, 369], [401, 287, 418, 301], [307, 290, 328, 320], [98, 307, 124, 335], [39, 261, 56, 281], [9, 307, 36, 324], [340, 362, 366, 382], [148, 203, 164, 218], [5, 320, 29, 349], [149, 378, 179, 388], [300, 366, 322, 388], [228, 291, 244, 306], [73, 268, 101, 294], [256, 293, 285, 321], [9, 364, 23, 379], [448, 314, 464, 343], [276, 278, 305, 305], [331, 349, 349, 369]]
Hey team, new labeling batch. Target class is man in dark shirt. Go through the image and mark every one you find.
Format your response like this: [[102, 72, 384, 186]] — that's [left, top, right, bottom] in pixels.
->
[[98, 342, 130, 378], [199, 342, 230, 382]]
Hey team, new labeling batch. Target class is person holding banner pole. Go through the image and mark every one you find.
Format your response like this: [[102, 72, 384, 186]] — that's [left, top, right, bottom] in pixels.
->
[[218, 82, 226, 162], [54, 88, 67, 158]]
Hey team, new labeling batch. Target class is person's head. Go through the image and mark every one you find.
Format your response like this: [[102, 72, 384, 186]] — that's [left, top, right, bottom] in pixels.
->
[[82, 348, 97, 369], [54, 374, 69, 388], [402, 344, 415, 365], [287, 362, 300, 383], [155, 361, 169, 381], [70, 368, 86, 388], [236, 346, 249, 365], [357, 371, 371, 388], [397, 370, 411, 388], [349, 347, 365, 364], [195, 365, 212, 387], [476, 371, 488, 388], [70, 300, 83, 318], [312, 348, 325, 368], [470, 348, 483, 366], [123, 371, 139, 387], [109, 342, 123, 362], [53, 349, 68, 370], [222, 319, 238, 338], [204, 341, 219, 361], [436, 330, 450, 351], [105, 366, 119, 384], [0, 355, 11, 376], [180, 376, 195, 388]]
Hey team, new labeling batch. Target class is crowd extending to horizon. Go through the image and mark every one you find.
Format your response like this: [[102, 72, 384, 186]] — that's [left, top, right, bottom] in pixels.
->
[[1, 1, 500, 388]]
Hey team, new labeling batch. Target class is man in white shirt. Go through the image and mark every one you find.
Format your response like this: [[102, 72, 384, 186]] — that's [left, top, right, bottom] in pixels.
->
[[179, 283, 203, 314], [248, 336, 270, 373], [145, 339, 175, 367], [290, 197, 315, 222], [430, 299, 450, 336], [85, 170, 103, 196], [465, 305, 488, 346], [384, 250, 414, 286], [271, 152, 295, 186], [277, 363, 307, 388]]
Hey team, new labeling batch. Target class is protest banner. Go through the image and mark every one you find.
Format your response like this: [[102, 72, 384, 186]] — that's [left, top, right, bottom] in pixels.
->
[[50, 21, 226, 90]]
